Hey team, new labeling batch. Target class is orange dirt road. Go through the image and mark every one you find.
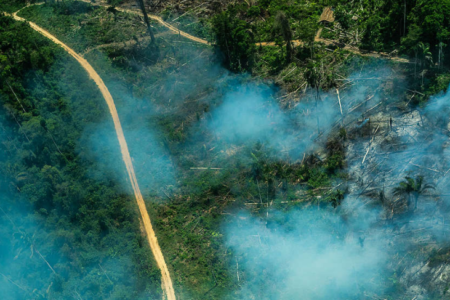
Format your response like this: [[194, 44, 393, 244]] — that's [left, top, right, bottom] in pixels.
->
[[74, 0, 410, 63], [77, 0, 210, 45], [8, 9, 176, 300]]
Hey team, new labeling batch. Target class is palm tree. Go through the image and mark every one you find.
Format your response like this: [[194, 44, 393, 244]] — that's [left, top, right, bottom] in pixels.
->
[[393, 176, 435, 211], [330, 189, 344, 208], [418, 42, 433, 70]]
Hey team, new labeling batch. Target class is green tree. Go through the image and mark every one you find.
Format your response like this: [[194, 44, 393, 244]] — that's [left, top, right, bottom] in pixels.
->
[[401, 23, 422, 79], [334, 4, 352, 30], [297, 17, 318, 58], [360, 0, 405, 51], [417, 42, 433, 86], [212, 8, 256, 72], [410, 0, 450, 47], [418, 42, 433, 69]]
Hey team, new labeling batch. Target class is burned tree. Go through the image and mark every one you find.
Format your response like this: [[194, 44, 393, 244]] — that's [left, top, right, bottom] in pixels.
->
[[136, 0, 156, 44], [393, 176, 435, 211], [274, 11, 293, 63], [305, 61, 324, 134]]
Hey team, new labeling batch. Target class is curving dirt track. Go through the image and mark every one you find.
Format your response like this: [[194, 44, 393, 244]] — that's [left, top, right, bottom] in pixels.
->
[[259, 38, 410, 63], [77, 0, 210, 45], [7, 9, 176, 300], [67, 0, 410, 63], [82, 30, 171, 56]]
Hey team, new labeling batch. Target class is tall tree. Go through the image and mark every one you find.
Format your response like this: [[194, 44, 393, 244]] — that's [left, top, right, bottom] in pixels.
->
[[438, 41, 446, 69], [401, 23, 422, 80], [212, 8, 255, 72], [274, 11, 293, 63], [418, 42, 433, 70], [136, 0, 155, 44], [297, 17, 318, 58], [404, 0, 407, 36], [411, 0, 450, 46], [305, 60, 325, 134]]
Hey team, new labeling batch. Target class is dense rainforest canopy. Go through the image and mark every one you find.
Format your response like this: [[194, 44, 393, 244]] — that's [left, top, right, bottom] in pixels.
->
[[0, 14, 162, 299]]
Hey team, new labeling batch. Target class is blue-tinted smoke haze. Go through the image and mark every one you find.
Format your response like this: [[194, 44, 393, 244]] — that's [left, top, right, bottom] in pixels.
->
[[225, 199, 387, 299], [204, 69, 385, 161], [213, 69, 450, 299], [76, 90, 178, 198]]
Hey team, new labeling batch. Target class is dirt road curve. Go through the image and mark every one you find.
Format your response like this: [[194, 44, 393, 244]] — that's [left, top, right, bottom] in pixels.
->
[[6, 9, 177, 300], [82, 31, 172, 56], [50, 0, 410, 63], [259, 39, 410, 63], [77, 0, 210, 45]]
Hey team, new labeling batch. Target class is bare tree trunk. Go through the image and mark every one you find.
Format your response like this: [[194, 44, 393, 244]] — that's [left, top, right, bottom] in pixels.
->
[[6, 108, 31, 142], [5, 80, 26, 113], [286, 40, 292, 63], [407, 194, 412, 210], [403, 0, 406, 37], [47, 131, 64, 158], [136, 0, 155, 44], [316, 87, 320, 134], [414, 51, 417, 87]]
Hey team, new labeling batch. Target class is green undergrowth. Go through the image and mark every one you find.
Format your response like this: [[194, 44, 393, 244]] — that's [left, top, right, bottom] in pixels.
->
[[0, 0, 29, 13], [18, 1, 163, 53], [161, 8, 213, 42]]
